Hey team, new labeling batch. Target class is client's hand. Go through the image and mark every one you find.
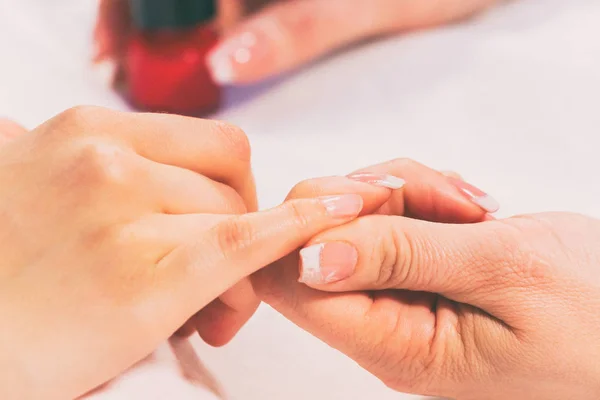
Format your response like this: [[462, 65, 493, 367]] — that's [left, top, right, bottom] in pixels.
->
[[0, 113, 257, 348], [255, 158, 600, 399], [0, 107, 364, 400]]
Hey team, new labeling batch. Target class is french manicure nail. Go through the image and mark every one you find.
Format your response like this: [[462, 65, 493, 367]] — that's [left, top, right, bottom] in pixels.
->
[[299, 242, 358, 284], [207, 50, 235, 84], [319, 195, 363, 218], [347, 173, 405, 189], [448, 177, 500, 213], [207, 28, 267, 84]]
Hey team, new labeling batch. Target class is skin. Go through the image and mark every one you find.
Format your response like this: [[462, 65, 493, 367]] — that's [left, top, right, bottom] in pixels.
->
[[3, 111, 598, 397], [0, 113, 261, 346], [95, 0, 499, 84], [253, 158, 600, 399], [0, 108, 366, 399]]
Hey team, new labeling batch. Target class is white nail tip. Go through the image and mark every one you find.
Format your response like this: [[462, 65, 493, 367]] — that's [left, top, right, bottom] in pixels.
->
[[207, 54, 234, 84], [472, 195, 500, 213], [378, 175, 406, 190], [299, 244, 324, 284], [348, 174, 405, 190]]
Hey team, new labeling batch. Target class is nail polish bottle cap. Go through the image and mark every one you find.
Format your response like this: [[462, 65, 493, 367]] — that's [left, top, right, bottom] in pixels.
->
[[129, 0, 216, 30]]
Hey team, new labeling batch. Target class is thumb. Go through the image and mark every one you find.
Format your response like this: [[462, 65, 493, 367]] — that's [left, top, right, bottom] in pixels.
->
[[297, 215, 526, 320], [158, 194, 364, 315]]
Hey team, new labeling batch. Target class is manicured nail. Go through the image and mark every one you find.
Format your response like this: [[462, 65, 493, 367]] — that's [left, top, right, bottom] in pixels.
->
[[207, 26, 269, 84], [207, 50, 235, 84], [319, 195, 363, 218], [347, 173, 405, 189], [448, 177, 500, 213], [299, 242, 358, 284]]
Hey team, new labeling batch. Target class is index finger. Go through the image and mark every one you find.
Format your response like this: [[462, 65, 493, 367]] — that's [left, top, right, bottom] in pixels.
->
[[350, 158, 496, 222], [155, 194, 366, 320], [288, 159, 493, 224]]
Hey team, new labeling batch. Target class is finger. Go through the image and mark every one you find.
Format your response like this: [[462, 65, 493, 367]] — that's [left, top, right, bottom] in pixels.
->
[[351, 158, 498, 220], [121, 113, 257, 211], [255, 253, 509, 397], [133, 213, 258, 345], [286, 175, 398, 215], [191, 278, 259, 346], [206, 0, 496, 84], [94, 0, 131, 62], [52, 107, 258, 210], [126, 214, 229, 262], [156, 194, 365, 320], [289, 159, 495, 223], [140, 158, 246, 215], [255, 259, 448, 394], [297, 215, 526, 321], [219, 0, 245, 31], [0, 119, 27, 145]]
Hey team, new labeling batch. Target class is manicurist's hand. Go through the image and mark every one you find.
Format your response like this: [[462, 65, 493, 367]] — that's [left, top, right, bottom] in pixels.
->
[[254, 158, 600, 400], [206, 0, 500, 84], [0, 107, 365, 399], [95, 0, 500, 85]]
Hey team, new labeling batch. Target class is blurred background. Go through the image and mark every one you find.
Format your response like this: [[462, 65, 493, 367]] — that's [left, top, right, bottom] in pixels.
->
[[1, 0, 599, 399]]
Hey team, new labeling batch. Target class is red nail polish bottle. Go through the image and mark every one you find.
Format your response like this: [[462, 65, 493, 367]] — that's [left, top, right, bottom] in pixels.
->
[[125, 0, 220, 116]]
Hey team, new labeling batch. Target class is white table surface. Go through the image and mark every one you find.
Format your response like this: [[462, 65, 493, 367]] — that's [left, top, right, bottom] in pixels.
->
[[1, 0, 599, 399]]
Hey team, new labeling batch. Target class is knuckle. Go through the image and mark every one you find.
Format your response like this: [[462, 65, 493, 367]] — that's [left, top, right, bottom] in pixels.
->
[[282, 200, 313, 230], [54, 106, 104, 131], [375, 232, 399, 288], [67, 141, 130, 188], [42, 106, 108, 141], [286, 179, 320, 200], [213, 121, 251, 163], [374, 218, 426, 289], [213, 217, 256, 257], [389, 157, 420, 171]]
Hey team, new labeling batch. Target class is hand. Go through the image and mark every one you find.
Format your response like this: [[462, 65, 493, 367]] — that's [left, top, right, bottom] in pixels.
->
[[207, 0, 499, 84], [0, 114, 262, 348], [254, 158, 600, 399], [0, 106, 365, 399], [95, 0, 499, 85]]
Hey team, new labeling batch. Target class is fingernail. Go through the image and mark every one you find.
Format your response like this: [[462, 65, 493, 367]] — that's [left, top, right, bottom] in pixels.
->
[[347, 173, 405, 189], [319, 195, 363, 218], [447, 177, 500, 213], [207, 27, 269, 84], [207, 50, 235, 84], [299, 242, 358, 284]]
